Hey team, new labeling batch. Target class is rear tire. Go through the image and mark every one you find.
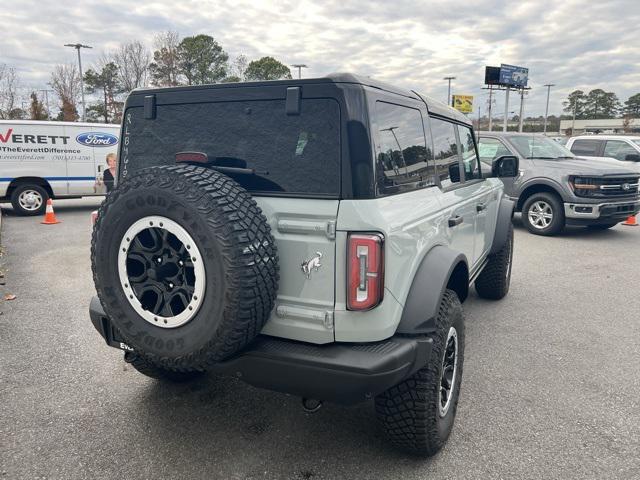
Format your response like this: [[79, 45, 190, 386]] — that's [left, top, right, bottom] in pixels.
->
[[10, 184, 48, 216], [124, 352, 204, 382], [375, 289, 464, 456], [475, 223, 513, 300], [521, 192, 564, 236]]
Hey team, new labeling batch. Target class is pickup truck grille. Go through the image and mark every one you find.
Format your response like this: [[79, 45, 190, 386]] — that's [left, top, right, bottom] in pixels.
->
[[571, 176, 640, 198]]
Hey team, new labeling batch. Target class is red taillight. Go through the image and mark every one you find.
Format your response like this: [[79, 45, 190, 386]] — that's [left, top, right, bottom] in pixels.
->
[[347, 233, 384, 311]]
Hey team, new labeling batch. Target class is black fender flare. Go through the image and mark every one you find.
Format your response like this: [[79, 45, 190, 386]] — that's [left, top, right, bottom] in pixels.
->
[[395, 246, 468, 335], [490, 196, 515, 255]]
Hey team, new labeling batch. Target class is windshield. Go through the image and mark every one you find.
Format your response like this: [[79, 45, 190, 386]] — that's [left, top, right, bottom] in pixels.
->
[[508, 136, 575, 159]]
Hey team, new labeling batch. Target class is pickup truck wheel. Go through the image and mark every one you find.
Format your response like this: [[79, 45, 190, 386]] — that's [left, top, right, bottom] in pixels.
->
[[124, 352, 204, 382], [375, 289, 464, 457], [475, 223, 513, 300], [91, 165, 279, 371], [10, 184, 48, 216], [522, 192, 564, 236]]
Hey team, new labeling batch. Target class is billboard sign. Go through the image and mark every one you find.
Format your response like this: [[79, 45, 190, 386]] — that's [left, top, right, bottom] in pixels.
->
[[484, 66, 501, 85], [499, 64, 529, 88], [452, 95, 473, 114]]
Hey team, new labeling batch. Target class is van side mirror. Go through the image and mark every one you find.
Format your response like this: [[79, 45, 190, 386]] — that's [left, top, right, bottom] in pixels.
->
[[492, 155, 519, 177], [625, 153, 640, 162], [448, 163, 461, 183]]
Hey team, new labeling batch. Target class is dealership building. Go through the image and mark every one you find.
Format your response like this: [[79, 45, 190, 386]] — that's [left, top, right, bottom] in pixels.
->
[[559, 118, 640, 136]]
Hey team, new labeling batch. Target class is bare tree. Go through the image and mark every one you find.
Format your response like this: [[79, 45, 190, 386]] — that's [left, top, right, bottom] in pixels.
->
[[149, 31, 182, 86], [50, 63, 81, 121], [0, 64, 20, 119], [112, 40, 150, 92]]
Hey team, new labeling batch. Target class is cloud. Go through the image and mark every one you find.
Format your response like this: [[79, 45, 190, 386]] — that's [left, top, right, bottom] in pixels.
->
[[2, 0, 639, 116]]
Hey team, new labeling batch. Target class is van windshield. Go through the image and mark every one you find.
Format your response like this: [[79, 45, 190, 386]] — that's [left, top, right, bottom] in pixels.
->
[[509, 136, 575, 159], [120, 98, 341, 196]]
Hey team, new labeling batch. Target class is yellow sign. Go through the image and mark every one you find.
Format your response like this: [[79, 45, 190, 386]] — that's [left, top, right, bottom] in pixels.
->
[[452, 95, 473, 114]]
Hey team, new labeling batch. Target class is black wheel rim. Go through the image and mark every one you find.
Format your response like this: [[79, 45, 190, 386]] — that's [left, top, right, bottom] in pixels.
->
[[438, 327, 458, 417], [118, 216, 205, 328]]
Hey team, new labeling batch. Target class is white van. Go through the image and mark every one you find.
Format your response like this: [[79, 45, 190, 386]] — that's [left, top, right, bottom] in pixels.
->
[[0, 120, 119, 215]]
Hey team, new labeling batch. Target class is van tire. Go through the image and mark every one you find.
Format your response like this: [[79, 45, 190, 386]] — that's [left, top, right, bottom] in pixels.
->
[[92, 165, 279, 371], [10, 184, 49, 216], [375, 289, 464, 456]]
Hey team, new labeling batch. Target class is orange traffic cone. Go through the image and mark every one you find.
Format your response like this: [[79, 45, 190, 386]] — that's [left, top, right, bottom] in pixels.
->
[[622, 214, 638, 227], [41, 199, 61, 225]]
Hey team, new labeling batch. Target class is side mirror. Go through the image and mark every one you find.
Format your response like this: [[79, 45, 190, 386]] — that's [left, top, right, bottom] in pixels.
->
[[492, 155, 519, 178], [448, 163, 461, 183], [625, 153, 640, 162]]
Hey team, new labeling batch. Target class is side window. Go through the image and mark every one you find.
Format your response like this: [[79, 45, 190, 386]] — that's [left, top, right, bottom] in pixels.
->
[[570, 139, 602, 156], [457, 125, 482, 180], [478, 137, 512, 165], [374, 101, 436, 194], [604, 140, 637, 161], [430, 117, 461, 188]]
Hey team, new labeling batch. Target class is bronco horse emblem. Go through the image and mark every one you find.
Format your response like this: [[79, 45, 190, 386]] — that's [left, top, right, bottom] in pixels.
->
[[301, 252, 323, 279]]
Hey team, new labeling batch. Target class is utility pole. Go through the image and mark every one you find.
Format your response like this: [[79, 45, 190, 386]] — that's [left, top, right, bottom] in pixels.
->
[[503, 86, 510, 132], [488, 86, 493, 131], [39, 89, 54, 119], [571, 100, 577, 134], [291, 64, 308, 79], [543, 84, 555, 134], [518, 89, 525, 133], [64, 43, 92, 122], [443, 76, 456, 106]]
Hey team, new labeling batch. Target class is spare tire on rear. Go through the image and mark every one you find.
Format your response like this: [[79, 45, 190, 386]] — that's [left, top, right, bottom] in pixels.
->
[[91, 165, 279, 371]]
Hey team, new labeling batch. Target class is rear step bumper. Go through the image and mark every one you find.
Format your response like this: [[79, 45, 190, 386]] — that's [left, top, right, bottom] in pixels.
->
[[90, 296, 432, 405]]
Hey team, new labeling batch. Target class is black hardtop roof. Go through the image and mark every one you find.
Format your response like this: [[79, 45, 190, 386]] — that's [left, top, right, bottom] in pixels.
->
[[131, 72, 471, 125]]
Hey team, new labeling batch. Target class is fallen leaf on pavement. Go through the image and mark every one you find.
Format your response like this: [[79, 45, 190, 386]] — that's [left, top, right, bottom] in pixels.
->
[[4, 294, 16, 301]]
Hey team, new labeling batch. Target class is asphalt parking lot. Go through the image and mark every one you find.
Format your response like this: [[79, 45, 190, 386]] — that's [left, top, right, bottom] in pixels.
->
[[1, 198, 639, 480]]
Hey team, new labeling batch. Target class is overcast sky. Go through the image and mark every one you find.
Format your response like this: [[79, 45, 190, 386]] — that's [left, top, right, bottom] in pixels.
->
[[1, 0, 639, 117]]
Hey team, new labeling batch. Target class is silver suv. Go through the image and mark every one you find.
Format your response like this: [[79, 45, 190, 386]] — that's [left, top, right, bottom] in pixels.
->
[[89, 74, 518, 456]]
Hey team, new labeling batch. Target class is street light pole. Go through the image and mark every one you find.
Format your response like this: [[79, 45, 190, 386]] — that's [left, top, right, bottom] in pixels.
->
[[64, 43, 92, 122], [291, 64, 308, 79], [39, 89, 54, 119], [543, 83, 555, 134], [443, 76, 456, 106], [503, 86, 510, 132]]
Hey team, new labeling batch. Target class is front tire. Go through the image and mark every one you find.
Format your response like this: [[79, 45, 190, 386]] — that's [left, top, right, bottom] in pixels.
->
[[10, 184, 48, 216], [475, 223, 513, 300], [375, 289, 465, 456], [522, 192, 564, 236]]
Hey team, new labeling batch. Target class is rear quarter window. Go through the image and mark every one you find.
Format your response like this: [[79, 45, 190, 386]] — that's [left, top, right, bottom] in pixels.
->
[[120, 98, 341, 196]]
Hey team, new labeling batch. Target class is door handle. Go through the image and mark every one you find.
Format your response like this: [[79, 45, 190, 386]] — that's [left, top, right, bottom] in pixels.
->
[[448, 216, 463, 227], [476, 203, 487, 212]]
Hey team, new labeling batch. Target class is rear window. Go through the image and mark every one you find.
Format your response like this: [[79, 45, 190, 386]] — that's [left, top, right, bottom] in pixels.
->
[[570, 139, 601, 156], [120, 98, 341, 196]]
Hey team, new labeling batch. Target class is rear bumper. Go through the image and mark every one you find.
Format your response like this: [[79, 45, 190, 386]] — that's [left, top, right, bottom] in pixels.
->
[[564, 199, 640, 222], [89, 296, 432, 405]]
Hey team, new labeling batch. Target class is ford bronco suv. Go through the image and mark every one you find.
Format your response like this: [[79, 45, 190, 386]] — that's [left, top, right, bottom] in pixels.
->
[[90, 74, 518, 456], [478, 132, 640, 235]]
